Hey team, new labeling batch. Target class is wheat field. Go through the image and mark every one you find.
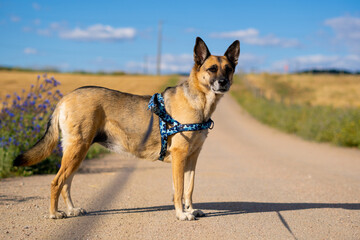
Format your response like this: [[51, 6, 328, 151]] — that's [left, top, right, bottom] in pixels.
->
[[0, 71, 172, 99], [245, 73, 360, 107]]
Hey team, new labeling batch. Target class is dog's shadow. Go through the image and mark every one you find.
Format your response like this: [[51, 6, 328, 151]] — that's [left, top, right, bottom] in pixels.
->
[[87, 201, 360, 239], [87, 201, 360, 217]]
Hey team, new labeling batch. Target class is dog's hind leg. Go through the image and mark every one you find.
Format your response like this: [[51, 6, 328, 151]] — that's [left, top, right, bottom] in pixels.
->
[[61, 172, 86, 217], [50, 142, 89, 219], [184, 148, 205, 218]]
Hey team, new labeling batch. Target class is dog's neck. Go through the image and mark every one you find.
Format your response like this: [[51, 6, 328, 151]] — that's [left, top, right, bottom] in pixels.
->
[[181, 69, 223, 121]]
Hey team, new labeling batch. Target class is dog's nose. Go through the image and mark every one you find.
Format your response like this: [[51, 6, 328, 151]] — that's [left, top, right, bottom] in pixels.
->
[[218, 79, 228, 86]]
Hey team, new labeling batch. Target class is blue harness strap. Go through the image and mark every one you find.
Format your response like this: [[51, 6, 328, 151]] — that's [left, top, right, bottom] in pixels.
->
[[148, 93, 214, 161]]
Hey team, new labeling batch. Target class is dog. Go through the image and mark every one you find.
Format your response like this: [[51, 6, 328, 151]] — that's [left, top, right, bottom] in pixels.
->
[[14, 37, 240, 221]]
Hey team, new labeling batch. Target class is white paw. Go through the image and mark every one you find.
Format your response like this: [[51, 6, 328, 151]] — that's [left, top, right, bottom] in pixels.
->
[[49, 211, 67, 219], [68, 208, 87, 217], [176, 211, 196, 221]]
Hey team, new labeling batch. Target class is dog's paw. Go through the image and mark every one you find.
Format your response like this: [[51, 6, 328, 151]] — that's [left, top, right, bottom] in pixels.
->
[[68, 208, 87, 217], [190, 209, 205, 217], [49, 211, 67, 219], [176, 211, 196, 221]]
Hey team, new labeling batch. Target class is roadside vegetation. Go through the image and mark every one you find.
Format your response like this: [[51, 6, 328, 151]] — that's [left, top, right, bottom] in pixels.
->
[[231, 73, 360, 149], [0, 74, 108, 178], [0, 72, 178, 178]]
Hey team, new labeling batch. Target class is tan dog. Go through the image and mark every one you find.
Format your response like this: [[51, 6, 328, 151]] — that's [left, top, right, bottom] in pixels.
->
[[14, 37, 240, 221]]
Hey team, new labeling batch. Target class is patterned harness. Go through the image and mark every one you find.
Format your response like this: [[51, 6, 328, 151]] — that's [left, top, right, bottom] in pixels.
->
[[148, 93, 214, 161]]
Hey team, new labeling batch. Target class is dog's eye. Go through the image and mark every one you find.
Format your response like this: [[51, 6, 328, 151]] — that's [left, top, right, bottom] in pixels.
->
[[225, 65, 233, 73], [207, 66, 218, 73]]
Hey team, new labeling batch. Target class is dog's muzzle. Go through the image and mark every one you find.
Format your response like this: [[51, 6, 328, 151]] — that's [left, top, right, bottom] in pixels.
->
[[211, 79, 230, 94]]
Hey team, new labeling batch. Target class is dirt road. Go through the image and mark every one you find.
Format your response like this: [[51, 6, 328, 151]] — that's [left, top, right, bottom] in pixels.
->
[[1, 95, 360, 239]]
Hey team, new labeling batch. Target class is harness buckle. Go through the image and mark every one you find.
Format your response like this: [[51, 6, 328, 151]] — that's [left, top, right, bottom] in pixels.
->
[[209, 120, 214, 130]]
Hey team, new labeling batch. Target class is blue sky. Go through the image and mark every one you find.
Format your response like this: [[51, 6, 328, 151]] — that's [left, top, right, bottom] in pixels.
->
[[0, 0, 359, 73]]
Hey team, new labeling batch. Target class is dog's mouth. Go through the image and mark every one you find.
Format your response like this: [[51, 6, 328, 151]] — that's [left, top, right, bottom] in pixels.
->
[[211, 80, 230, 94], [211, 87, 229, 94]]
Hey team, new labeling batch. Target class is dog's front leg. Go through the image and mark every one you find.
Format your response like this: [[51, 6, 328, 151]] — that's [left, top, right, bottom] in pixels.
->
[[171, 147, 195, 221], [184, 149, 205, 218]]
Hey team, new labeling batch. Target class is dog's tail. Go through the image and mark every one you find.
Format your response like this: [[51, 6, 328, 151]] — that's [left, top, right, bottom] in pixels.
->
[[13, 107, 61, 167]]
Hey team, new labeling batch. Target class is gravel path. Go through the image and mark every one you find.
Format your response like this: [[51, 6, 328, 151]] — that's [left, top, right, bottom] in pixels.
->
[[1, 95, 360, 239]]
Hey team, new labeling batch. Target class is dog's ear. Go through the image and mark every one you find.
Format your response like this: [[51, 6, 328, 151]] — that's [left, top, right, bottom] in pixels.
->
[[194, 37, 211, 66], [224, 40, 240, 66]]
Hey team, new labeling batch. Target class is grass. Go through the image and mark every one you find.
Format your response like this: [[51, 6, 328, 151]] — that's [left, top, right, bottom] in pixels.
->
[[159, 75, 180, 92], [245, 73, 360, 107], [231, 74, 360, 148], [0, 71, 178, 178]]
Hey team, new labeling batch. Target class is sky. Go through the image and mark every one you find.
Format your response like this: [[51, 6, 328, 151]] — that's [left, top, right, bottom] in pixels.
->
[[0, 0, 359, 74]]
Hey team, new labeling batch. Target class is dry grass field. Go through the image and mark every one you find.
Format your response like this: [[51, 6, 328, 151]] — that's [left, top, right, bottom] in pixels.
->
[[245, 73, 360, 107], [0, 71, 174, 99], [232, 73, 360, 149]]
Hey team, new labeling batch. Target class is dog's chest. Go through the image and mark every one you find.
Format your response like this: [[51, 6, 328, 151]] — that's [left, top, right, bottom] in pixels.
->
[[188, 129, 209, 153]]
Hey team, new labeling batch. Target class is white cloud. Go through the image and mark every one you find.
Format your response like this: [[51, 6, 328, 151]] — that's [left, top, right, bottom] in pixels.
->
[[126, 54, 193, 74], [37, 28, 51, 36], [10, 15, 21, 22], [32, 2, 41, 10], [24, 47, 37, 55], [35, 21, 67, 36], [50, 22, 63, 30], [23, 27, 32, 32], [324, 15, 360, 52], [184, 28, 198, 33], [270, 54, 360, 72], [210, 28, 300, 48], [238, 53, 265, 72], [33, 19, 41, 25], [59, 24, 136, 42], [89, 56, 118, 66], [211, 28, 258, 39]]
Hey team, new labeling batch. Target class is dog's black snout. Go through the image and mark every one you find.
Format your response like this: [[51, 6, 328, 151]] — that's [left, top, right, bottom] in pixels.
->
[[218, 79, 228, 86]]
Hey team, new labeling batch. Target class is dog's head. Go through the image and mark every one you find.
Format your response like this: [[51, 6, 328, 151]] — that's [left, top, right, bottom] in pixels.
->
[[193, 37, 240, 94]]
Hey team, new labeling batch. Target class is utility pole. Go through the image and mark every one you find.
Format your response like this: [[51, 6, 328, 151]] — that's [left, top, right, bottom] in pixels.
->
[[156, 21, 162, 76]]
